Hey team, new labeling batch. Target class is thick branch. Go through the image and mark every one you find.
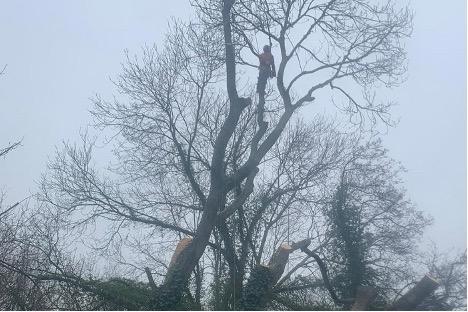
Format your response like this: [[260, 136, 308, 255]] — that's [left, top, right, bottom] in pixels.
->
[[240, 239, 310, 310], [300, 246, 353, 306], [391, 275, 440, 310]]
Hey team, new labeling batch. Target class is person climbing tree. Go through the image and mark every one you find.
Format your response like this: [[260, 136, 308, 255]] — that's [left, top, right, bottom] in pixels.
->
[[256, 45, 275, 95]]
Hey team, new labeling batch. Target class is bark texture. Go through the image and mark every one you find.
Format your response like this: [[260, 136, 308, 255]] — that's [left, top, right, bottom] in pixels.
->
[[351, 286, 377, 310], [240, 239, 310, 310]]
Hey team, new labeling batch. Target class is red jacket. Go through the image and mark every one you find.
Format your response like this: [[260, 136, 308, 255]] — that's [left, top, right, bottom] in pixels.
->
[[259, 52, 276, 77], [259, 52, 274, 67]]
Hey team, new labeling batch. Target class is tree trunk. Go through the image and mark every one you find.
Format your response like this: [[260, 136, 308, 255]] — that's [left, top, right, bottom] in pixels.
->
[[240, 239, 310, 310], [351, 286, 376, 310], [168, 238, 193, 270], [391, 275, 439, 310], [155, 0, 251, 308], [152, 237, 195, 310], [239, 265, 274, 310]]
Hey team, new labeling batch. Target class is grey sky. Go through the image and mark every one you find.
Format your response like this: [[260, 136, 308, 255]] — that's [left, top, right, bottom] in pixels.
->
[[0, 1, 466, 252]]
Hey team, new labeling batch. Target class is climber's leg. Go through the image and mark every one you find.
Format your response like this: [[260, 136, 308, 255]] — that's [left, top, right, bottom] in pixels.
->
[[256, 70, 268, 94]]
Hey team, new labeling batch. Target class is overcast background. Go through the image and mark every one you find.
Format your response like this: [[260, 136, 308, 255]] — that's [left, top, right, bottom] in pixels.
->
[[0, 1, 466, 253]]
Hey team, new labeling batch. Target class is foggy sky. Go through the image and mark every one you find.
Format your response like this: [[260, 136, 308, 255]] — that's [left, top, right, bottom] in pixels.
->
[[0, 1, 466, 252]]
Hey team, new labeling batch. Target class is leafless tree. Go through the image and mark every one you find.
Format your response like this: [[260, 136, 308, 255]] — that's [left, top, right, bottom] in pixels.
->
[[269, 137, 431, 309], [20, 0, 428, 309]]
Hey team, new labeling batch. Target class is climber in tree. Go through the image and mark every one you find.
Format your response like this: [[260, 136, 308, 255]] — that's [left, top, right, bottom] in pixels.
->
[[256, 45, 276, 95]]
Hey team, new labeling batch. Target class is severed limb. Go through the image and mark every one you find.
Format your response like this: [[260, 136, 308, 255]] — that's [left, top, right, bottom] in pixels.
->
[[240, 238, 311, 310], [390, 275, 439, 310], [168, 237, 193, 271]]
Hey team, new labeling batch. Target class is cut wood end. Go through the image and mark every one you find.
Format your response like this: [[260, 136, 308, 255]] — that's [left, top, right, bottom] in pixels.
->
[[279, 243, 293, 251], [169, 237, 193, 269], [290, 238, 312, 251], [180, 237, 193, 244], [423, 274, 440, 286], [391, 273, 441, 310]]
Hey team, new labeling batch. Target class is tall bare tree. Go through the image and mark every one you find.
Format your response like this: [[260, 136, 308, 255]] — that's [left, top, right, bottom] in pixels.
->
[[29, 0, 420, 309]]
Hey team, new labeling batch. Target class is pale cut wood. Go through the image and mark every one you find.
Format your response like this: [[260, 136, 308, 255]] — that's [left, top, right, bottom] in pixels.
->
[[168, 237, 193, 269], [241, 239, 314, 310], [267, 239, 312, 284], [391, 274, 440, 310], [268, 243, 293, 284]]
